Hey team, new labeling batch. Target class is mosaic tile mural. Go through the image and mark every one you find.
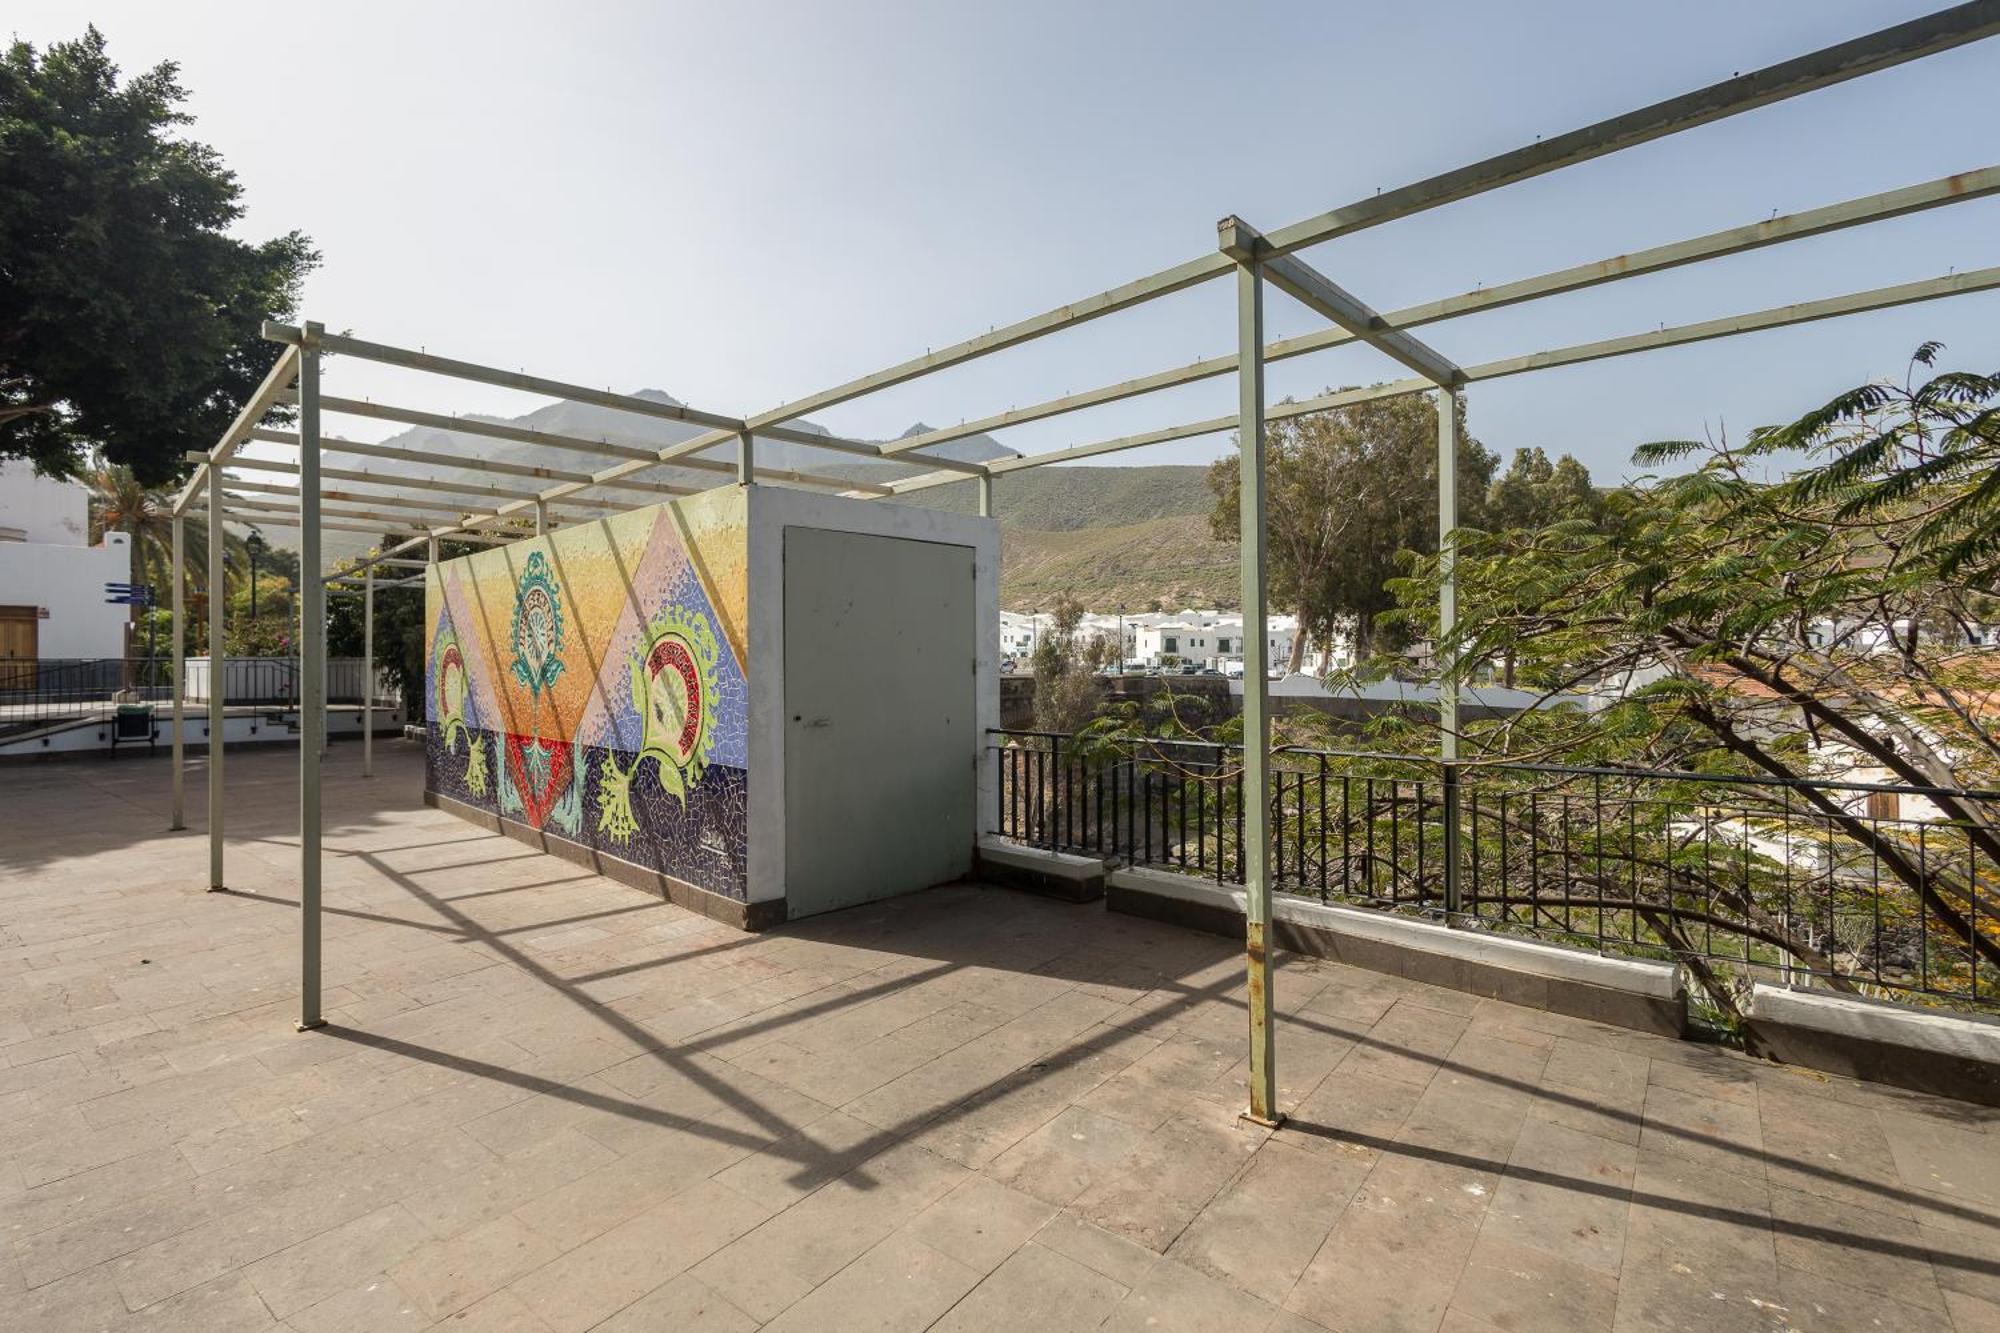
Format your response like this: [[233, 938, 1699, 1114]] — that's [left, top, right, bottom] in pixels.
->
[[425, 489, 750, 899]]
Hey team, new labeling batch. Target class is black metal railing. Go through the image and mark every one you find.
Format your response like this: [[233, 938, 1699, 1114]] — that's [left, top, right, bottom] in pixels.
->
[[992, 728, 2000, 1014], [0, 657, 390, 738]]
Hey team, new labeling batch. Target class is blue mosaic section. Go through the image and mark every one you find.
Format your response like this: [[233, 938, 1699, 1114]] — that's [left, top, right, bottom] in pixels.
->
[[426, 723, 749, 901]]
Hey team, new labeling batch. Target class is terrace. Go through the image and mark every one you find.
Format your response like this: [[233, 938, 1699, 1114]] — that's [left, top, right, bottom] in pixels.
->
[[7, 8, 2000, 1331], [4, 742, 1999, 1332]]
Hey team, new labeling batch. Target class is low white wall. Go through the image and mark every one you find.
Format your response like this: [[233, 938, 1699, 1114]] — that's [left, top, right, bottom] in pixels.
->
[[181, 657, 379, 702], [0, 704, 404, 758], [1109, 865, 1682, 999]]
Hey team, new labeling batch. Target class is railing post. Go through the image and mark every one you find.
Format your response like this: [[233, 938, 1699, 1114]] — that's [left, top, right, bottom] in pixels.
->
[[298, 320, 327, 1032], [170, 510, 187, 831], [1220, 215, 1278, 1126], [1438, 384, 1463, 924], [1442, 762, 1462, 921]]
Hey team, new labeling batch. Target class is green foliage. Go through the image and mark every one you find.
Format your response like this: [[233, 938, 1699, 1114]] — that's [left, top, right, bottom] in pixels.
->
[[1207, 389, 1498, 662], [1357, 346, 2000, 1007], [1030, 591, 1112, 734], [0, 27, 316, 482]]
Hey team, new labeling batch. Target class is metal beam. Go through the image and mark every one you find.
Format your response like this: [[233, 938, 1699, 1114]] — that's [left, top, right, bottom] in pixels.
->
[[247, 427, 671, 492], [943, 265, 2000, 477], [221, 454, 643, 510], [219, 480, 499, 520], [1260, 2, 2000, 257], [308, 395, 893, 496], [258, 324, 990, 476], [877, 164, 2000, 463], [1223, 220, 1464, 387], [1228, 231, 1277, 1128], [206, 477, 225, 891], [818, 5, 2000, 450], [298, 324, 326, 1033], [1437, 386, 1463, 925], [362, 565, 374, 779], [173, 345, 301, 517], [192, 508, 437, 539]]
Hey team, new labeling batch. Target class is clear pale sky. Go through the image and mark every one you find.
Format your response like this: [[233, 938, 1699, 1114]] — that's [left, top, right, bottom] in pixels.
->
[[12, 1, 1998, 482]]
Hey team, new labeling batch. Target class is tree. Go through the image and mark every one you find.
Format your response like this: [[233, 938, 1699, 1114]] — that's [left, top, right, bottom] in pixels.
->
[[1031, 591, 1111, 735], [1207, 390, 1495, 671], [1, 28, 316, 482], [84, 455, 242, 653], [1485, 446, 1600, 532], [1376, 345, 2000, 1014], [1480, 447, 1600, 683]]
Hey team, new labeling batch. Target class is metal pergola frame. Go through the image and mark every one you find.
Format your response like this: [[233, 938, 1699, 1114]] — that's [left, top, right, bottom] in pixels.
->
[[162, 5, 2000, 1111]]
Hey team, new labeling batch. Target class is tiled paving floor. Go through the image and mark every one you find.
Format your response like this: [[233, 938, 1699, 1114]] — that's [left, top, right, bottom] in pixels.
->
[[4, 743, 1999, 1332]]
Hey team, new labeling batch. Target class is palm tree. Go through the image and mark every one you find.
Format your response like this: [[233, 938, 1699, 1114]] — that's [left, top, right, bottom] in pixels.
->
[[84, 456, 244, 656]]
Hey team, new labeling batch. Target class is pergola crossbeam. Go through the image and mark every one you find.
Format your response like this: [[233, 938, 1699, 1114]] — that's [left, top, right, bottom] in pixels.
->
[[905, 264, 2000, 481], [1222, 217, 1464, 387], [879, 165, 1999, 462]]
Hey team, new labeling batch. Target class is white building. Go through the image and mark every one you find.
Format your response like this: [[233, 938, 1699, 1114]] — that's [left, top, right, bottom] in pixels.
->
[[0, 460, 132, 660]]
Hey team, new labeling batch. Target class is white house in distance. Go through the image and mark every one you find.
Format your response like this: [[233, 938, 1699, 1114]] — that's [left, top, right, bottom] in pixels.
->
[[0, 460, 132, 661], [997, 605, 1345, 675]]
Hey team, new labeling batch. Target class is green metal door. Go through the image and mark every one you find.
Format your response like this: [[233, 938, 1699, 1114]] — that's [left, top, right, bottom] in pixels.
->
[[783, 527, 976, 918]]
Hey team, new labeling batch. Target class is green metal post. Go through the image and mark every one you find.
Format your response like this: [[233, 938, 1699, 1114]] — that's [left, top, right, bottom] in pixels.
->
[[1220, 216, 1277, 1125], [362, 564, 374, 779], [1438, 387, 1462, 921], [207, 475, 226, 889], [298, 321, 327, 1031]]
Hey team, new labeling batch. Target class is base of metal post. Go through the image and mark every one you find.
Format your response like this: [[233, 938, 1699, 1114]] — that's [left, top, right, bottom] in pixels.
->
[[1239, 1109, 1287, 1129], [294, 1018, 327, 1032]]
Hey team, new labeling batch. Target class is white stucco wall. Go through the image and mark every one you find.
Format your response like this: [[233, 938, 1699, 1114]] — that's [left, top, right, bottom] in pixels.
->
[[0, 532, 133, 658], [0, 460, 90, 545]]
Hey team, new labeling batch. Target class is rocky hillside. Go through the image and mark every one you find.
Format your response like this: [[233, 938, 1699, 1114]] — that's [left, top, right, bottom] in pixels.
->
[[892, 465, 1236, 611]]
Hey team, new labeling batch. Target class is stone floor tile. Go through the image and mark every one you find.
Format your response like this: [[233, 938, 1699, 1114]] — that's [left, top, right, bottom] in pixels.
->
[[506, 1178, 771, 1333], [591, 1274, 757, 1332], [389, 1214, 560, 1322], [902, 1174, 1057, 1274], [1484, 1117, 1636, 1275], [240, 1202, 435, 1319], [1032, 1211, 1162, 1289], [1101, 1254, 1278, 1333], [691, 1141, 965, 1321], [1946, 1287, 2000, 1332], [759, 1231, 981, 1333], [933, 1241, 1129, 1332], [986, 1103, 1148, 1206], [1166, 1137, 1368, 1301], [1775, 1263, 1953, 1333], [1768, 1183, 1947, 1312], [1447, 1232, 1619, 1331], [422, 1288, 554, 1331], [283, 1274, 431, 1333]]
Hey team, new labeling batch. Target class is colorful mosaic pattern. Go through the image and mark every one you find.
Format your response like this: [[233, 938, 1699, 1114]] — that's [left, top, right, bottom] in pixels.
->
[[424, 491, 750, 899]]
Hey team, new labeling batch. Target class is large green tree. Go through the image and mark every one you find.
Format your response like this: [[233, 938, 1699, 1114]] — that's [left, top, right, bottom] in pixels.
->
[[1371, 345, 2000, 1013], [1, 27, 315, 482], [1207, 390, 1496, 668]]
